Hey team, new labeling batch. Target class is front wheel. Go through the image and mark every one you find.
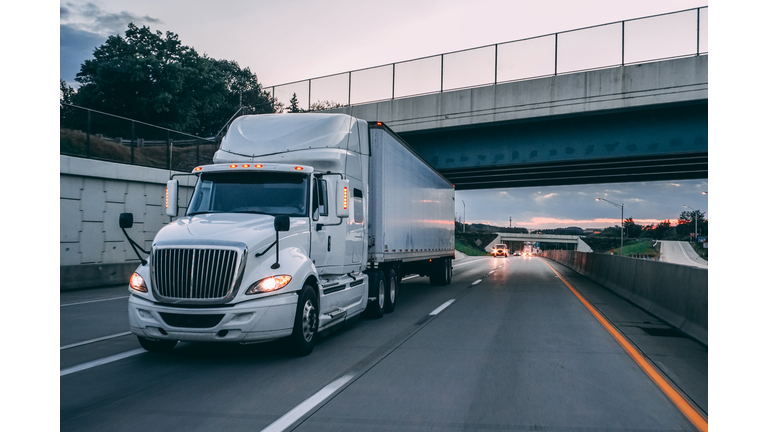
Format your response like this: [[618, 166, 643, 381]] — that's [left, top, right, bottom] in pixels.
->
[[137, 336, 177, 352], [289, 285, 319, 356]]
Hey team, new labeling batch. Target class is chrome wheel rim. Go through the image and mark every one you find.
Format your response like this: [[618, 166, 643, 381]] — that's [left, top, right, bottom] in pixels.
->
[[302, 300, 317, 342], [378, 279, 385, 309], [389, 277, 396, 303]]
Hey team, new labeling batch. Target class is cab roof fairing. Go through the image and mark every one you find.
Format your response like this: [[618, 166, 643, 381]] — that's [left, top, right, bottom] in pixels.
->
[[213, 113, 360, 163]]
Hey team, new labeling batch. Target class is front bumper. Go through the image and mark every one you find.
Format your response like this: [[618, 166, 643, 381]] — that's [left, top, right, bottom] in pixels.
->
[[128, 292, 298, 343]]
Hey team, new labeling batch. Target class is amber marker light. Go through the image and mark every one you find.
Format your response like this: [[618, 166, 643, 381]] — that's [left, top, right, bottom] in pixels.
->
[[295, 166, 304, 171], [242, 164, 250, 168], [255, 164, 263, 168], [129, 272, 148, 293], [376, 121, 383, 126], [165, 188, 169, 209], [193, 167, 203, 171], [230, 164, 238, 168], [343, 187, 348, 210]]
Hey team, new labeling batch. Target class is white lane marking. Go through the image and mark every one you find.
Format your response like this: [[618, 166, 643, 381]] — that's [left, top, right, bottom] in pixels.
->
[[260, 374, 354, 432], [429, 299, 455, 316], [401, 257, 489, 281], [61, 296, 129, 307], [60, 348, 145, 377], [60, 332, 132, 350], [488, 271, 495, 274], [471, 279, 482, 286]]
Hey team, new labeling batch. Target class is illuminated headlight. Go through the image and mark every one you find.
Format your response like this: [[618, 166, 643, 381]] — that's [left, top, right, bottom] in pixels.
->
[[246, 275, 292, 295], [129, 272, 148, 293]]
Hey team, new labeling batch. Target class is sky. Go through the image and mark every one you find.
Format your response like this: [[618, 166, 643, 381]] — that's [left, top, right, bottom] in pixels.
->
[[0, 0, 754, 426], [58, 0, 712, 230]]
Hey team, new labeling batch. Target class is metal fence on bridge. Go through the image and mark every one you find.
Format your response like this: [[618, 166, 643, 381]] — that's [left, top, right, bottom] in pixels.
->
[[59, 104, 254, 172], [266, 7, 708, 111]]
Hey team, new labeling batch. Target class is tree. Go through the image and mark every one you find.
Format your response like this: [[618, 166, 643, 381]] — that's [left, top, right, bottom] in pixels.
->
[[623, 217, 642, 238], [310, 100, 345, 111], [69, 23, 275, 136], [287, 93, 304, 113], [677, 210, 706, 239]]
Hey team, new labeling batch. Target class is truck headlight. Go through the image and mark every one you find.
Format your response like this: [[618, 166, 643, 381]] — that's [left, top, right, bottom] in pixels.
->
[[129, 272, 148, 293], [246, 275, 292, 295]]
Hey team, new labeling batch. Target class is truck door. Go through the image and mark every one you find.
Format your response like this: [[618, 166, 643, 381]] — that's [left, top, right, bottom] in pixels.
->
[[311, 175, 346, 274]]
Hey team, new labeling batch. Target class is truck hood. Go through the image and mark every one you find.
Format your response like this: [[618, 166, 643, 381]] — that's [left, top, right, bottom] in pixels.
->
[[153, 213, 284, 251]]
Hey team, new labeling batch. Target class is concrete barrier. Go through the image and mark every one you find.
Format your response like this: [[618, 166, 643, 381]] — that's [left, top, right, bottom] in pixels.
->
[[542, 250, 707, 346]]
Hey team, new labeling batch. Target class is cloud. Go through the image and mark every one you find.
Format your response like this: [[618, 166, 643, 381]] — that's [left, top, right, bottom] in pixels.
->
[[60, 2, 163, 85]]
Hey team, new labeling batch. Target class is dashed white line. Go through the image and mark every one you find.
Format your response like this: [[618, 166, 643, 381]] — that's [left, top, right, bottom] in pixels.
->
[[60, 348, 145, 377], [61, 296, 129, 307], [471, 279, 482, 286], [260, 374, 354, 432], [429, 299, 455, 316], [489, 271, 495, 274], [60, 332, 132, 350]]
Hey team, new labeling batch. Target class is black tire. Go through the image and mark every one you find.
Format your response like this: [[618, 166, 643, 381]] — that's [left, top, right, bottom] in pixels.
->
[[137, 336, 177, 352], [430, 258, 451, 286], [384, 267, 398, 313], [289, 285, 319, 356], [366, 270, 385, 319]]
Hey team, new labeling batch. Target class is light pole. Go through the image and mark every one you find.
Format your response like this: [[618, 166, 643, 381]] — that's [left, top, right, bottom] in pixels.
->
[[683, 204, 698, 240], [462, 200, 466, 233], [596, 198, 624, 256]]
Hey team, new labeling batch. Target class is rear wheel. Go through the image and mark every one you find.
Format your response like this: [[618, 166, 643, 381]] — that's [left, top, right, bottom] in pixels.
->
[[289, 285, 319, 356], [137, 336, 177, 352], [366, 270, 385, 319], [430, 258, 451, 286], [384, 268, 398, 313]]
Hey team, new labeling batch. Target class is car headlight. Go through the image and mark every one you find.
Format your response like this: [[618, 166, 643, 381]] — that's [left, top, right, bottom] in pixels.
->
[[129, 272, 148, 293], [246, 275, 292, 295]]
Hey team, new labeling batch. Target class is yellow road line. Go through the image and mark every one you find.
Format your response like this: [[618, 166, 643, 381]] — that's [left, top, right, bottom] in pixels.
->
[[541, 260, 707, 432]]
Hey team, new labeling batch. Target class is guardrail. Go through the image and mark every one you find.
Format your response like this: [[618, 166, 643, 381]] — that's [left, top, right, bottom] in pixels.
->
[[266, 7, 707, 111]]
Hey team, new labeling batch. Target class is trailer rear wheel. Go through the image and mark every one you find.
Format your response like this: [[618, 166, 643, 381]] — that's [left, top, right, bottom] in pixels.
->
[[429, 258, 451, 286], [384, 268, 398, 313], [366, 270, 386, 319]]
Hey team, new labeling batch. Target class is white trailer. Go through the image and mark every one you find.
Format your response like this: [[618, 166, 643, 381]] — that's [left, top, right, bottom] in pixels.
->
[[121, 114, 454, 356]]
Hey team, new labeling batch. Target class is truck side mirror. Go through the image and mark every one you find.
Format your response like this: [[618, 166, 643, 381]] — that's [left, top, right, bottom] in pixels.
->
[[119, 213, 134, 229], [336, 179, 350, 218], [274, 215, 290, 232], [166, 180, 178, 217]]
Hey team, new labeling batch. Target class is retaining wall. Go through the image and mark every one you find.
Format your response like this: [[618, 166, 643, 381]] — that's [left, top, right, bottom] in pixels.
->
[[541, 250, 707, 345], [60, 156, 196, 290]]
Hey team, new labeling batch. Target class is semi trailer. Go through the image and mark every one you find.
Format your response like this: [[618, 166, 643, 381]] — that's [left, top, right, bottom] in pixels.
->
[[120, 113, 455, 355]]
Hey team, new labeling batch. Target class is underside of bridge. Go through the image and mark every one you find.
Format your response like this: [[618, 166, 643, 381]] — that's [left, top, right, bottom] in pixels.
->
[[399, 101, 707, 190]]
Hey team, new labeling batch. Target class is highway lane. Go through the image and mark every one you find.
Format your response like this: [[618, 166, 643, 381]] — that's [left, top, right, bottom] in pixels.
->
[[60, 256, 706, 431], [658, 240, 708, 269]]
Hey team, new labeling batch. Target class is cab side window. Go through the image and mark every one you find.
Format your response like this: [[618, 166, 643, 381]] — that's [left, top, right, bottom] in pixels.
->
[[312, 178, 329, 220], [353, 188, 364, 223]]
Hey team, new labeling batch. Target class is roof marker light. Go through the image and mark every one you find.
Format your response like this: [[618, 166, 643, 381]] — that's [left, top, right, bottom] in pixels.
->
[[193, 167, 203, 171], [295, 166, 304, 171], [230, 164, 238, 168], [376, 121, 383, 126], [255, 164, 263, 168], [242, 164, 250, 168]]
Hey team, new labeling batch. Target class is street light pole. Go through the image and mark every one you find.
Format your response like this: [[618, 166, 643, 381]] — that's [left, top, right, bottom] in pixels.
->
[[462, 200, 466, 233], [684, 204, 698, 240], [596, 198, 624, 256]]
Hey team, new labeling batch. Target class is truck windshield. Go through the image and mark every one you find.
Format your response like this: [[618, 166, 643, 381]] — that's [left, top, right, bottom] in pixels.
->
[[187, 172, 309, 217]]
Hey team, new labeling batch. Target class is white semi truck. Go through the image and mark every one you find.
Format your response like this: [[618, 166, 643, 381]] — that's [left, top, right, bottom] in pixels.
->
[[120, 113, 455, 355]]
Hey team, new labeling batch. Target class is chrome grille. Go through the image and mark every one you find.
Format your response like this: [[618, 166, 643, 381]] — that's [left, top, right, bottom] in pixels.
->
[[151, 248, 241, 300]]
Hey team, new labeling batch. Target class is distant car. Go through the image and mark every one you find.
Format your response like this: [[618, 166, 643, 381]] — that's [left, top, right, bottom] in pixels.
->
[[492, 244, 509, 257], [513, 251, 520, 256]]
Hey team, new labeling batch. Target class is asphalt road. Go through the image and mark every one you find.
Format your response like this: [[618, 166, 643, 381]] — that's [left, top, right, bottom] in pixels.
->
[[61, 256, 707, 431], [658, 241, 708, 269]]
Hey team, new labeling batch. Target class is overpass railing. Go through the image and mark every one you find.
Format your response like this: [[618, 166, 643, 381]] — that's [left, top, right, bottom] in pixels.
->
[[60, 103, 225, 172], [266, 6, 707, 112]]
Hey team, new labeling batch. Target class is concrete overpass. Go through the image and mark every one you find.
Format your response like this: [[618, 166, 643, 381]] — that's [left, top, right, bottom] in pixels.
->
[[485, 233, 594, 252], [329, 55, 707, 189]]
